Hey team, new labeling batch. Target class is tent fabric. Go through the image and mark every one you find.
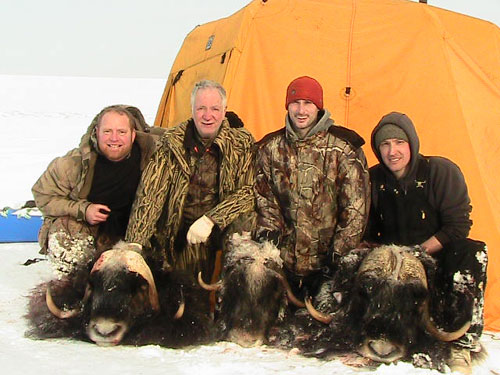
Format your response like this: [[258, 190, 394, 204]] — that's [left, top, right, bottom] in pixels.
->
[[155, 0, 500, 331]]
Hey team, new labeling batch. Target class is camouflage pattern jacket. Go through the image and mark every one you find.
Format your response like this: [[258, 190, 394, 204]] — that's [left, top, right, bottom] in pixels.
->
[[125, 117, 255, 268], [254, 109, 370, 276], [32, 106, 159, 250]]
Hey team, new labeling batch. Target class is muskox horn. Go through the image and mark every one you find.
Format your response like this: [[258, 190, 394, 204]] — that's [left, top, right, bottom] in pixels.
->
[[277, 274, 305, 308], [173, 288, 185, 320], [46, 284, 91, 319], [305, 296, 334, 324], [197, 272, 222, 292], [421, 300, 471, 341]]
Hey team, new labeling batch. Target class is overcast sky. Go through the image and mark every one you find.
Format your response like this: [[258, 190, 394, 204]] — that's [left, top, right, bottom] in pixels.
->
[[1, 0, 499, 79]]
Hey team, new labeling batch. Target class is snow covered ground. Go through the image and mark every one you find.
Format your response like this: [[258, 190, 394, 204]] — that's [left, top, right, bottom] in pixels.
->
[[1, 75, 499, 374]]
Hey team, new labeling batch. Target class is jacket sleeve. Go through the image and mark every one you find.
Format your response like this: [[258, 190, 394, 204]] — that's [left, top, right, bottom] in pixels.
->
[[429, 157, 472, 244], [252, 143, 285, 245], [32, 154, 91, 221], [125, 149, 172, 246], [206, 133, 256, 230], [333, 144, 371, 255], [362, 165, 383, 243]]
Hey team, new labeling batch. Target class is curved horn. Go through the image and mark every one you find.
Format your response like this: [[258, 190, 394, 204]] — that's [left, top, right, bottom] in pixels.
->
[[173, 288, 185, 320], [305, 296, 333, 324], [126, 252, 160, 312], [146, 281, 160, 312], [45, 284, 91, 319], [197, 272, 222, 292], [277, 274, 305, 308], [421, 300, 471, 341]]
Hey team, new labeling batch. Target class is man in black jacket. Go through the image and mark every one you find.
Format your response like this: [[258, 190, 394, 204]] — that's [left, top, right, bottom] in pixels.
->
[[365, 111, 487, 375]]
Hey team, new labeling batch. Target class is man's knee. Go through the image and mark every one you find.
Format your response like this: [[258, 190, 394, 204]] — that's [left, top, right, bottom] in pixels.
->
[[46, 216, 98, 278]]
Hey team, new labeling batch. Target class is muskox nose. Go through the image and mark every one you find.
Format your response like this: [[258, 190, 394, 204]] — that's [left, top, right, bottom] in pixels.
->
[[87, 317, 128, 346], [227, 329, 265, 348], [368, 339, 398, 358], [358, 338, 405, 363]]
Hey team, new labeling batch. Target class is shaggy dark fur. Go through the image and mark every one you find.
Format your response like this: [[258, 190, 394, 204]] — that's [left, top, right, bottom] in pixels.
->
[[271, 244, 479, 372], [25, 260, 214, 347], [122, 270, 214, 347], [26, 278, 88, 341], [216, 257, 286, 344], [213, 233, 288, 346]]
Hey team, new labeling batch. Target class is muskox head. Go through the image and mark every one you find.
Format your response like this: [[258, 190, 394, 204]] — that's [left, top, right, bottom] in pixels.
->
[[45, 241, 184, 346], [306, 244, 470, 364], [198, 233, 303, 347]]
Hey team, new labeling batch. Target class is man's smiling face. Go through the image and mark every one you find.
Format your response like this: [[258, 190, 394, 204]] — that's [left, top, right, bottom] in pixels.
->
[[287, 99, 319, 138], [96, 111, 136, 162], [379, 138, 411, 179], [192, 87, 226, 140]]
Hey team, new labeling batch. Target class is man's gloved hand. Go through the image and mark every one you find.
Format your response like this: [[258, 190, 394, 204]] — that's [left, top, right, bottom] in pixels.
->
[[186, 215, 215, 244]]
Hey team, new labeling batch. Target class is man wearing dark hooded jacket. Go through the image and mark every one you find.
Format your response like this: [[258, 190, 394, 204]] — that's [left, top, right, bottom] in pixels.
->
[[365, 111, 487, 375], [32, 105, 159, 279]]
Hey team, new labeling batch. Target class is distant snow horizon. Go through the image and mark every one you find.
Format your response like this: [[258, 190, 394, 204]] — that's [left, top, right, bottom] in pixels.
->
[[0, 74, 165, 208]]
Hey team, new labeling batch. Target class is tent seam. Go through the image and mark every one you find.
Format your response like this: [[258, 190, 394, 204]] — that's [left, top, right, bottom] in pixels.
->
[[344, 0, 357, 128]]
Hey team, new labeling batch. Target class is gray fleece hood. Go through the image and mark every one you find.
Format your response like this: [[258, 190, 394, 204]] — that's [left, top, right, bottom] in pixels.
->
[[286, 109, 334, 141], [371, 111, 420, 180]]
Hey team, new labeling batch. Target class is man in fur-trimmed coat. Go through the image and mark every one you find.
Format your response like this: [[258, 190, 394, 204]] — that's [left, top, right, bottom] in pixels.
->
[[32, 105, 160, 278], [126, 80, 255, 280]]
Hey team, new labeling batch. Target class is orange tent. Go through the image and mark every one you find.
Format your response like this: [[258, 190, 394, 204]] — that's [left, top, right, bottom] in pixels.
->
[[155, 0, 500, 330]]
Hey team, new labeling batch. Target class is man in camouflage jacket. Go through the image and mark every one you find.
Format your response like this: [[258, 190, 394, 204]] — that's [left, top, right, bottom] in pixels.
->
[[254, 76, 370, 297], [32, 105, 159, 278], [126, 80, 255, 280]]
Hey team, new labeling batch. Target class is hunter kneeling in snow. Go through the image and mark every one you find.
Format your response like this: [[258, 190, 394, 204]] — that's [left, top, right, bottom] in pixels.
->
[[32, 105, 159, 279], [364, 111, 488, 375]]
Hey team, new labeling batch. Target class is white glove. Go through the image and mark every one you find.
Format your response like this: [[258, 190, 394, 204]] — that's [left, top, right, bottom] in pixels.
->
[[186, 215, 215, 244]]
